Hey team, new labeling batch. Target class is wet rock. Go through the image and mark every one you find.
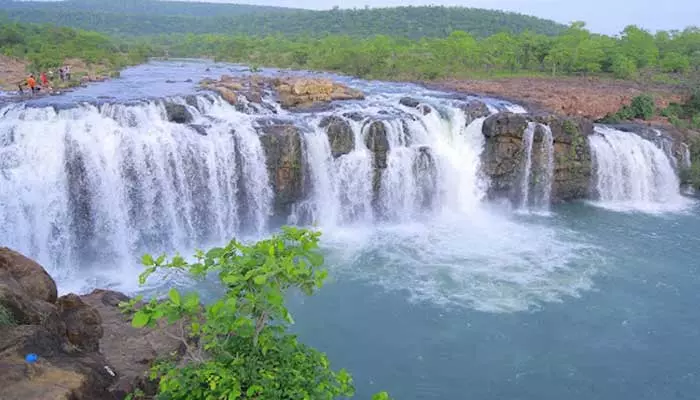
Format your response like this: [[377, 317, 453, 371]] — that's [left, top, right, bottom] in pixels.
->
[[0, 247, 57, 303], [343, 111, 365, 122], [413, 146, 438, 210], [163, 102, 193, 124], [189, 124, 209, 136], [458, 100, 491, 124], [259, 124, 304, 216], [320, 116, 354, 157], [165, 79, 176, 84], [364, 120, 389, 169], [57, 294, 103, 352], [480, 112, 592, 203], [399, 97, 421, 108]]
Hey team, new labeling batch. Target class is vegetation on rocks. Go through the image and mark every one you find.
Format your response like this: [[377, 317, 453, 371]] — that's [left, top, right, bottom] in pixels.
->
[[123, 226, 391, 400]]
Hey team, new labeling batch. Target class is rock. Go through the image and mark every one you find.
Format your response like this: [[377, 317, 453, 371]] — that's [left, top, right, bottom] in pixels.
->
[[274, 77, 364, 109], [0, 276, 60, 326], [399, 97, 421, 108], [81, 289, 185, 399], [364, 120, 389, 170], [165, 79, 176, 83], [0, 325, 115, 400], [259, 124, 304, 216], [189, 124, 209, 136], [163, 102, 193, 124], [320, 116, 355, 157], [57, 294, 103, 352], [0, 247, 57, 303], [480, 112, 592, 203], [458, 100, 491, 124]]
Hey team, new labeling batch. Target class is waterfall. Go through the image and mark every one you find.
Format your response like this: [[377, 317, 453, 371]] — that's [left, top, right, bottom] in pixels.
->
[[588, 126, 687, 212], [519, 122, 536, 209], [0, 98, 272, 279], [681, 143, 692, 169], [0, 94, 495, 285], [518, 122, 555, 211]]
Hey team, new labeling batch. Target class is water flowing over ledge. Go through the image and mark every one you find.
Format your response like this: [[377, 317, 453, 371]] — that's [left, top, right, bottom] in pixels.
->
[[0, 69, 693, 309]]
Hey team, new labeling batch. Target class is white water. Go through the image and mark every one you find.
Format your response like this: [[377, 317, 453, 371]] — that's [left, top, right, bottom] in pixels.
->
[[518, 122, 554, 212], [0, 92, 605, 311], [588, 126, 689, 213]]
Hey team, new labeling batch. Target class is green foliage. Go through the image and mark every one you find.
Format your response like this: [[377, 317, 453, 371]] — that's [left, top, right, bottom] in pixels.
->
[[630, 94, 656, 120], [125, 227, 387, 400], [0, 304, 15, 327], [0, 20, 151, 73], [611, 54, 638, 79], [0, 0, 566, 39]]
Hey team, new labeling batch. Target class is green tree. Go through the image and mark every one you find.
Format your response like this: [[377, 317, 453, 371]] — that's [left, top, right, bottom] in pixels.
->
[[611, 54, 638, 79], [125, 227, 389, 400], [620, 25, 659, 68]]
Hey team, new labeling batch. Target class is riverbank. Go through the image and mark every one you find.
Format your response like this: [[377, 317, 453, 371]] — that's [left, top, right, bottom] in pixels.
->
[[428, 76, 684, 121]]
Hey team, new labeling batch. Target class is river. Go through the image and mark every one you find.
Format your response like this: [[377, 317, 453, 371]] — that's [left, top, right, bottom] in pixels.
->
[[1, 60, 698, 399]]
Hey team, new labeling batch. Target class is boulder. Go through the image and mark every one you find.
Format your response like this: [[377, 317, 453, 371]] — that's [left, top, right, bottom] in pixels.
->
[[0, 247, 57, 303], [163, 102, 193, 124], [259, 124, 304, 216], [80, 289, 185, 398], [480, 112, 593, 203], [399, 97, 421, 108], [320, 116, 355, 157], [364, 120, 389, 170], [274, 77, 364, 109], [458, 100, 491, 124], [57, 294, 103, 352]]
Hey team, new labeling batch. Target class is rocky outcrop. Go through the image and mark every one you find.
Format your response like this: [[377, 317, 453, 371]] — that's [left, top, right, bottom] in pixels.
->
[[163, 102, 193, 124], [481, 112, 593, 203], [0, 248, 184, 400], [259, 123, 304, 216], [200, 75, 364, 111], [320, 116, 354, 157], [273, 77, 364, 109], [458, 100, 491, 124]]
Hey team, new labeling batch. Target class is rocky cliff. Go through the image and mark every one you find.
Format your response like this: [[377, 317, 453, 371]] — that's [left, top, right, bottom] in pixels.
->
[[0, 247, 183, 400], [480, 112, 593, 203]]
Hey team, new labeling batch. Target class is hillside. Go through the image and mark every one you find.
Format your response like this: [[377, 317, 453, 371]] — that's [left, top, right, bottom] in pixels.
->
[[0, 0, 566, 38]]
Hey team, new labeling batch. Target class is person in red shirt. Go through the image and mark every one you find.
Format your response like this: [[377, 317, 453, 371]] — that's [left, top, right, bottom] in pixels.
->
[[40, 72, 49, 87]]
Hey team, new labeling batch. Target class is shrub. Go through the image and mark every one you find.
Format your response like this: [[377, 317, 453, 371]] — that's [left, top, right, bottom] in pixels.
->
[[0, 304, 15, 327], [123, 227, 391, 400], [629, 94, 655, 120]]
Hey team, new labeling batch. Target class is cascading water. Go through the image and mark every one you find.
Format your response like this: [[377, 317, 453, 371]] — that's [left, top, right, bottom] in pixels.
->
[[0, 96, 272, 285], [588, 125, 688, 212], [518, 122, 555, 211]]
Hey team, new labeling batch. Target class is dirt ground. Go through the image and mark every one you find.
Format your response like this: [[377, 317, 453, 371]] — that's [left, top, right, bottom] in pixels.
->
[[0, 55, 111, 92], [430, 76, 684, 121]]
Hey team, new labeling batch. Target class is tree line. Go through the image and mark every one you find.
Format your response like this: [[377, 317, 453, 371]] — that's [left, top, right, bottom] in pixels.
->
[[0, 1, 565, 39], [0, 19, 150, 72], [144, 22, 700, 83]]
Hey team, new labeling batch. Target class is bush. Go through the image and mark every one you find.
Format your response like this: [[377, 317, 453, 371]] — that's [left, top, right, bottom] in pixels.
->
[[124, 227, 391, 400], [629, 94, 655, 120], [611, 54, 637, 79], [0, 304, 15, 327]]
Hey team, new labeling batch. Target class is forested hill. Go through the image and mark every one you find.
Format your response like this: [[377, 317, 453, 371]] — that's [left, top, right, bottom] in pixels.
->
[[0, 0, 566, 38]]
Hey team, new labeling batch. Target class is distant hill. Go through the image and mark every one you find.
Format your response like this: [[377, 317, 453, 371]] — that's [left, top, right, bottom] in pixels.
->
[[0, 0, 567, 38]]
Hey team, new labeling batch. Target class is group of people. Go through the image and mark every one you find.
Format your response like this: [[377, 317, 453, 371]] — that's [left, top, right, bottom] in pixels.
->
[[17, 65, 71, 96]]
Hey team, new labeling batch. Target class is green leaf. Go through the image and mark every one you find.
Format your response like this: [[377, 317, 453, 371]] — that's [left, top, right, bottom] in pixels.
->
[[131, 311, 150, 328], [141, 253, 154, 266], [168, 288, 181, 305], [253, 275, 266, 285]]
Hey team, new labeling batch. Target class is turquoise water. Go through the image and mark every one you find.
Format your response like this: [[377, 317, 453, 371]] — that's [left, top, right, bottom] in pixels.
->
[[288, 202, 700, 399]]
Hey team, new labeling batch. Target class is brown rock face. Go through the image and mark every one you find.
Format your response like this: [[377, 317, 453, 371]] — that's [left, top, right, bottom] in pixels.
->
[[320, 116, 355, 157], [0, 247, 57, 303], [259, 123, 304, 216], [57, 294, 103, 352], [274, 77, 364, 109], [81, 289, 185, 399], [481, 112, 593, 203]]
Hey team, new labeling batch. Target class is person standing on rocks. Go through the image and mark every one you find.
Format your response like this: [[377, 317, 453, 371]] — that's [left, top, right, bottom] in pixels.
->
[[26, 74, 37, 96]]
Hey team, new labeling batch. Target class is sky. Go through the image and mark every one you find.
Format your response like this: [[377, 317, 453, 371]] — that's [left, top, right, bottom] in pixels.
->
[[174, 0, 700, 35]]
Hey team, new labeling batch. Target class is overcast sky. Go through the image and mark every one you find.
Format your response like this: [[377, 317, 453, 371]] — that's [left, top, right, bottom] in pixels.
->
[[177, 0, 699, 35]]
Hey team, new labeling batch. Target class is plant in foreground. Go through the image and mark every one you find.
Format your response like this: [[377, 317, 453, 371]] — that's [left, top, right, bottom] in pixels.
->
[[124, 226, 391, 399]]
